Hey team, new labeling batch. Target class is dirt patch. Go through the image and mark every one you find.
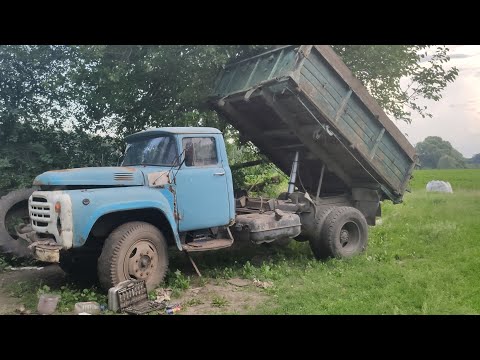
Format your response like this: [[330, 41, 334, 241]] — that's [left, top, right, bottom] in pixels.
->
[[174, 278, 269, 315], [0, 265, 66, 314], [0, 266, 268, 315]]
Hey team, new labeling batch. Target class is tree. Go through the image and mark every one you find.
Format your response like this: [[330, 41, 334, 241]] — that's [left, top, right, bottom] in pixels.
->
[[332, 45, 458, 123], [468, 153, 480, 164], [68, 45, 272, 137], [437, 155, 460, 169], [0, 45, 119, 190], [415, 136, 466, 169], [0, 45, 460, 192], [66, 45, 459, 137]]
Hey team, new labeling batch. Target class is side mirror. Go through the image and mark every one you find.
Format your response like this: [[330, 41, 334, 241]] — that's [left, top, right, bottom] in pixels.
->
[[184, 144, 194, 167]]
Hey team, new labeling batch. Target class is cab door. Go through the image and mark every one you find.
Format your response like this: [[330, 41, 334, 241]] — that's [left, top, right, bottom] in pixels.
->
[[175, 135, 231, 231]]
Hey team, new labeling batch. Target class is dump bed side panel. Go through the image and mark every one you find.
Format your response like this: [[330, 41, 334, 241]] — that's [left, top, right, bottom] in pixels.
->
[[296, 47, 413, 192], [210, 45, 416, 203]]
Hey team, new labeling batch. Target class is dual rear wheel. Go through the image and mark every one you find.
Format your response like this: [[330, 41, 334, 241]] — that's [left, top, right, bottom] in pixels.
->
[[308, 206, 368, 260]]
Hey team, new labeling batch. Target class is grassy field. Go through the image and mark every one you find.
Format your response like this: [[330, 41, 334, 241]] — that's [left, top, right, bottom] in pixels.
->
[[3, 169, 480, 314], [250, 168, 480, 314], [196, 168, 480, 314]]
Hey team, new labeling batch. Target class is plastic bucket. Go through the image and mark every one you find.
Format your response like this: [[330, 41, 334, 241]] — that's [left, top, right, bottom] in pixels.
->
[[37, 294, 61, 315]]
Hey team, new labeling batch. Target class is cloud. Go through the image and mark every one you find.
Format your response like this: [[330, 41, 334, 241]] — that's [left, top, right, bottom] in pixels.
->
[[449, 53, 472, 59], [396, 45, 480, 158]]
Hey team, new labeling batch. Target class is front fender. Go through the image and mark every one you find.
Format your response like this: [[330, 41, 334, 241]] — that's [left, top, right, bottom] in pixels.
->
[[68, 187, 181, 250]]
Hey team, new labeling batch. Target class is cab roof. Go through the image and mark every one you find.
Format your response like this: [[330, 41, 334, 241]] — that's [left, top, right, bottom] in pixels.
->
[[125, 127, 221, 142]]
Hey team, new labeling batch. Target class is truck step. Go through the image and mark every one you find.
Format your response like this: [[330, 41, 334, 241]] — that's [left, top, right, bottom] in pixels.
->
[[182, 238, 233, 252]]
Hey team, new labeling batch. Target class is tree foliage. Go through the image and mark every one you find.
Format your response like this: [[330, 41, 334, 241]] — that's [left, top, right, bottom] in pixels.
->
[[0, 45, 460, 192], [415, 136, 466, 169], [332, 45, 458, 123], [468, 153, 480, 164]]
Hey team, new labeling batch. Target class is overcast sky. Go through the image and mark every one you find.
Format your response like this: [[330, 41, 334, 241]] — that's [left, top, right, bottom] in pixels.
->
[[395, 45, 480, 158]]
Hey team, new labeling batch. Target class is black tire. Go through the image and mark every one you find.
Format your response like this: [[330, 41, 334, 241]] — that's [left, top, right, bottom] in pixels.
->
[[304, 206, 336, 254], [0, 188, 35, 258], [310, 206, 368, 260], [97, 221, 168, 291]]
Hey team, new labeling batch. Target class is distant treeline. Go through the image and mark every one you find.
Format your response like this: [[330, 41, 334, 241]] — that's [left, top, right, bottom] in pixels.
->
[[415, 136, 479, 169]]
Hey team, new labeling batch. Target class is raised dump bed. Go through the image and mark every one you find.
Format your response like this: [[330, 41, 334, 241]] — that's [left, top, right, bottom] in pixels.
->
[[209, 45, 417, 203]]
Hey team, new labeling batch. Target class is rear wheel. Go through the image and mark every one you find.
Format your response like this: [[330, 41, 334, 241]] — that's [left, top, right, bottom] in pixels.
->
[[97, 221, 168, 291], [309, 206, 368, 260]]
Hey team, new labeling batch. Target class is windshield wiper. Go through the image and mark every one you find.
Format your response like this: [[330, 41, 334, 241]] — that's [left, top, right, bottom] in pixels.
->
[[123, 163, 174, 167]]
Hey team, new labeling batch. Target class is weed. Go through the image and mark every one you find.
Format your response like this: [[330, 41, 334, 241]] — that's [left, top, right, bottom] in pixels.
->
[[211, 295, 229, 308], [0, 256, 8, 272], [185, 298, 204, 307], [36, 284, 107, 313], [165, 269, 190, 297], [241, 261, 256, 278], [8, 281, 106, 313]]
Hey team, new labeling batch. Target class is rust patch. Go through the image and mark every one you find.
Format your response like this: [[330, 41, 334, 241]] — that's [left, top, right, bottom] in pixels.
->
[[147, 171, 170, 187], [50, 169, 75, 173], [120, 167, 136, 172], [169, 185, 179, 221]]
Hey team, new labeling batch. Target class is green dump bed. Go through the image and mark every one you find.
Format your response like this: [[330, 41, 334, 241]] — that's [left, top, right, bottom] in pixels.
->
[[209, 45, 417, 203]]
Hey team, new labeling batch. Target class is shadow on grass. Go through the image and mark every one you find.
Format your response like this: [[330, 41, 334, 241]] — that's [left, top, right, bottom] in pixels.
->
[[167, 239, 315, 280]]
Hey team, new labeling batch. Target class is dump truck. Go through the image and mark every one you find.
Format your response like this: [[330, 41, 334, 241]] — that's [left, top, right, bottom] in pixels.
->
[[0, 45, 416, 291]]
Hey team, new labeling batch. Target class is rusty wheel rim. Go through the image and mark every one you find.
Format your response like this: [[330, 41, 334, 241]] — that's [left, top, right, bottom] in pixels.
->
[[123, 239, 157, 281], [338, 221, 360, 251]]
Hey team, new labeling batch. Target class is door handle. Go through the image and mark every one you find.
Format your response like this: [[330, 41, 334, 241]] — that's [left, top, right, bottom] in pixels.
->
[[214, 172, 225, 176]]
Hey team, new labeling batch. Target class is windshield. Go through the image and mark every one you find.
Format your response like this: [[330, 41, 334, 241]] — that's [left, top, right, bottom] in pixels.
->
[[122, 135, 178, 166]]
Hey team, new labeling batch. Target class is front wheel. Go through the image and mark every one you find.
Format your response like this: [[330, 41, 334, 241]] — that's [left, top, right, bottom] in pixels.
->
[[97, 221, 168, 291]]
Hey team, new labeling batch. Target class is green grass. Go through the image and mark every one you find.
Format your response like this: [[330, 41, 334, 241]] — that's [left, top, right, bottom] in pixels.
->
[[7, 281, 107, 314], [410, 168, 480, 191], [7, 169, 480, 314], [211, 295, 229, 308], [249, 169, 480, 314]]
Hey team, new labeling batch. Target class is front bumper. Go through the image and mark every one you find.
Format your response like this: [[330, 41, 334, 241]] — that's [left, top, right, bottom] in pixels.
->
[[32, 241, 63, 263]]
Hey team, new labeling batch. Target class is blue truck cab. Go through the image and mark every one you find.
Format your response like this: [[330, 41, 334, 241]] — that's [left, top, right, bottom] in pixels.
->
[[29, 127, 237, 290]]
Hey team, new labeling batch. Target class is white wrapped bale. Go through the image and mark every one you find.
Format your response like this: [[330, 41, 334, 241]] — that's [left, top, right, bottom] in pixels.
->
[[426, 180, 453, 193]]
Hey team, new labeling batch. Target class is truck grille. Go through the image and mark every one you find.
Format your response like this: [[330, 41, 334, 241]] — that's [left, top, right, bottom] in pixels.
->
[[30, 195, 52, 228]]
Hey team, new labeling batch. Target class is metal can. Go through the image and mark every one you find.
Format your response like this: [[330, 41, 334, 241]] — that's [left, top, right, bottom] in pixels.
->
[[165, 304, 181, 314]]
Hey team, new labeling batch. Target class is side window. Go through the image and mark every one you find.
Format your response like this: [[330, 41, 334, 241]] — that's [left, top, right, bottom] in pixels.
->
[[182, 137, 218, 167]]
